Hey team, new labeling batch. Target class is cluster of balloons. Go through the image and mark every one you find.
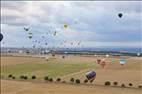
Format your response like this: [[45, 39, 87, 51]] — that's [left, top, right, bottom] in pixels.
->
[[24, 27, 33, 39]]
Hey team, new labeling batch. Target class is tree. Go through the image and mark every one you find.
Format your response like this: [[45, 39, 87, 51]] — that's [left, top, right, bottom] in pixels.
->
[[44, 76, 49, 81], [121, 84, 126, 88], [56, 78, 61, 82], [129, 83, 133, 87], [70, 78, 74, 83], [138, 85, 142, 88], [75, 79, 80, 84], [8, 74, 13, 78], [84, 79, 88, 83], [31, 75, 36, 79], [49, 78, 53, 82], [20, 75, 25, 79], [24, 76, 28, 80], [105, 81, 111, 86], [113, 82, 118, 86], [12, 76, 15, 79]]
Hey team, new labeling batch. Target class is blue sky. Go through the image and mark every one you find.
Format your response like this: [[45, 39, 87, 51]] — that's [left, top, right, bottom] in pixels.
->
[[1, 1, 142, 48]]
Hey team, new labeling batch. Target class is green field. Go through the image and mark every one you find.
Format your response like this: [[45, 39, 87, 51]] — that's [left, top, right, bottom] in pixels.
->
[[1, 61, 95, 80]]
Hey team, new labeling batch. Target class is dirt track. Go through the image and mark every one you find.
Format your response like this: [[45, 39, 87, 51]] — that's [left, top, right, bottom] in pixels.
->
[[1, 80, 141, 94]]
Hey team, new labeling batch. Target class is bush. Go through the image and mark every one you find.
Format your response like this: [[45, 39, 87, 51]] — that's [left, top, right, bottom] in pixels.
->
[[128, 83, 133, 87], [24, 76, 28, 80], [49, 78, 53, 82], [121, 84, 126, 88], [62, 81, 66, 83], [31, 75, 36, 79], [8, 74, 13, 78], [84, 79, 88, 83], [20, 75, 25, 79], [12, 76, 16, 79], [138, 85, 142, 88], [90, 80, 94, 83], [56, 78, 61, 82], [113, 82, 118, 86], [70, 78, 74, 83], [75, 79, 80, 84], [105, 81, 111, 86], [44, 76, 49, 81]]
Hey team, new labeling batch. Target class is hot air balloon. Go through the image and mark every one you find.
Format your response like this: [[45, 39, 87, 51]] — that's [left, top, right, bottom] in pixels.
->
[[137, 53, 140, 56], [0, 33, 3, 41], [85, 71, 96, 83], [64, 24, 68, 29], [100, 59, 106, 68], [45, 43, 48, 45], [97, 59, 101, 64], [119, 58, 126, 66], [106, 54, 109, 58], [24, 27, 30, 31], [28, 32, 33, 39], [53, 31, 57, 36], [118, 13, 123, 18]]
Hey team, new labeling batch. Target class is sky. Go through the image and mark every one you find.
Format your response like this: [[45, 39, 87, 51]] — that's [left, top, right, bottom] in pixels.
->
[[1, 1, 142, 48]]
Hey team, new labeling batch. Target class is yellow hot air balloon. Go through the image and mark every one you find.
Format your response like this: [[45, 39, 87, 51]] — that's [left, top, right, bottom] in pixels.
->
[[64, 24, 68, 29]]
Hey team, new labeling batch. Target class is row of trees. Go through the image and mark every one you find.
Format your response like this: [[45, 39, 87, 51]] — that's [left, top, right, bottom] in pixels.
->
[[7, 74, 142, 88], [104, 81, 142, 88]]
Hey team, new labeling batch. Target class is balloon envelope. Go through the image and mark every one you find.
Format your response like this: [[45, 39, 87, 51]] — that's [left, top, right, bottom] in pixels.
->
[[86, 71, 96, 80], [0, 33, 3, 41], [119, 59, 126, 65], [118, 13, 123, 18], [97, 59, 101, 64], [24, 27, 29, 31], [100, 60, 106, 68], [64, 24, 68, 28], [137, 53, 140, 56]]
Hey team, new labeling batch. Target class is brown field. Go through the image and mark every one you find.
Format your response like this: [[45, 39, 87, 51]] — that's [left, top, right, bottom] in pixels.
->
[[1, 54, 142, 94], [1, 80, 141, 94]]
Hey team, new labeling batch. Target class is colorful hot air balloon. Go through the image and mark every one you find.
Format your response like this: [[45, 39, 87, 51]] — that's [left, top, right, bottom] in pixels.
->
[[0, 33, 3, 41], [86, 71, 96, 83], [118, 13, 123, 18]]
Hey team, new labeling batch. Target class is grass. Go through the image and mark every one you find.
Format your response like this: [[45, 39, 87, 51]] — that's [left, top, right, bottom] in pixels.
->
[[1, 61, 92, 80]]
